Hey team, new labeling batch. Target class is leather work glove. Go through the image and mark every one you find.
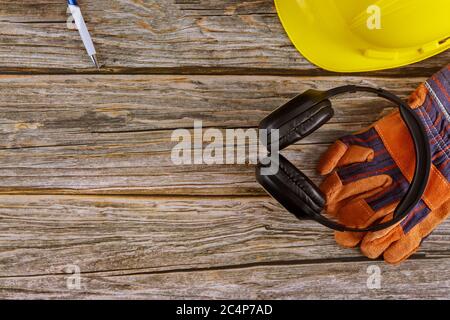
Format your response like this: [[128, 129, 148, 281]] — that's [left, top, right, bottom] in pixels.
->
[[317, 65, 450, 264]]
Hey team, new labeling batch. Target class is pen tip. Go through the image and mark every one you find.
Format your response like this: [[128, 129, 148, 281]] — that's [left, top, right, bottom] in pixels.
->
[[90, 55, 100, 70]]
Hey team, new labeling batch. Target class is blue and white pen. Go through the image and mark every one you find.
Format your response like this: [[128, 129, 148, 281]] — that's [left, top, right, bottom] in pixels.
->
[[67, 0, 100, 69]]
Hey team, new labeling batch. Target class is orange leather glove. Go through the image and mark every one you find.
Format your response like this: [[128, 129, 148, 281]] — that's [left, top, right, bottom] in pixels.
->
[[317, 66, 450, 264]]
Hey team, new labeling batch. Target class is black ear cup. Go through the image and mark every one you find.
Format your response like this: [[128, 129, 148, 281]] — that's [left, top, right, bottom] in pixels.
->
[[256, 154, 326, 220], [259, 89, 335, 151], [278, 100, 334, 150]]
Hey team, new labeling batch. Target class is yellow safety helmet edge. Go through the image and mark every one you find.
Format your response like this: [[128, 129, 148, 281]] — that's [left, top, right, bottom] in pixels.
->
[[275, 0, 450, 72]]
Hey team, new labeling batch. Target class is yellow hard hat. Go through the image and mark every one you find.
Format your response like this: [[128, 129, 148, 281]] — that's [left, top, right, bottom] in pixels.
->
[[275, 0, 450, 72]]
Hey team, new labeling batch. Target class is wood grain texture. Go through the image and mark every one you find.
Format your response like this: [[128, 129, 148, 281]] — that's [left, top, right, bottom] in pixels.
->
[[0, 0, 448, 74], [2, 259, 450, 299], [1, 0, 449, 300], [0, 74, 426, 195], [0, 195, 449, 299]]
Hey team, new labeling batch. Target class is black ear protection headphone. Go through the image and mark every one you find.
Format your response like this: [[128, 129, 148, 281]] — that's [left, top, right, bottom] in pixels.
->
[[256, 85, 431, 232]]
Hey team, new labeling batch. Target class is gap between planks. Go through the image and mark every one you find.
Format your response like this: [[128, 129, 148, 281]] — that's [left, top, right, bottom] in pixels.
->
[[0, 66, 447, 77], [0, 253, 437, 280]]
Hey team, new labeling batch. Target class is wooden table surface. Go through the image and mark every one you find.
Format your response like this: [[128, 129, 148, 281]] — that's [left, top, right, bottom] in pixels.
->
[[0, 0, 449, 299]]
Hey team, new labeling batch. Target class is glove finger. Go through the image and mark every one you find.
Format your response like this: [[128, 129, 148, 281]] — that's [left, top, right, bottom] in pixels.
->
[[335, 231, 366, 248], [333, 176, 400, 248], [363, 200, 438, 262], [334, 200, 397, 248], [325, 182, 388, 217], [360, 213, 403, 259], [332, 186, 390, 248], [318, 140, 374, 175], [383, 235, 421, 265], [383, 200, 450, 264], [361, 197, 446, 263], [337, 168, 409, 228], [320, 172, 392, 216], [370, 205, 424, 263]]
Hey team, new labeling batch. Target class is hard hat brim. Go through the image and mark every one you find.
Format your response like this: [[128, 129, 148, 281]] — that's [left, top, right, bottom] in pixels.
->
[[275, 0, 450, 73]]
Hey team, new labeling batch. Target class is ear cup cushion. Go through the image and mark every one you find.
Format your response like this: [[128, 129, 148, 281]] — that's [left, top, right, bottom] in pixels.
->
[[278, 101, 334, 150], [256, 154, 326, 219]]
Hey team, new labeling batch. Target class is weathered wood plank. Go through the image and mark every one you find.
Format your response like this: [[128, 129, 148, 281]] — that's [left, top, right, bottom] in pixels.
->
[[0, 74, 423, 134], [1, 259, 449, 299], [0, 195, 448, 299], [0, 140, 330, 195], [0, 75, 427, 194], [0, 0, 448, 74]]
